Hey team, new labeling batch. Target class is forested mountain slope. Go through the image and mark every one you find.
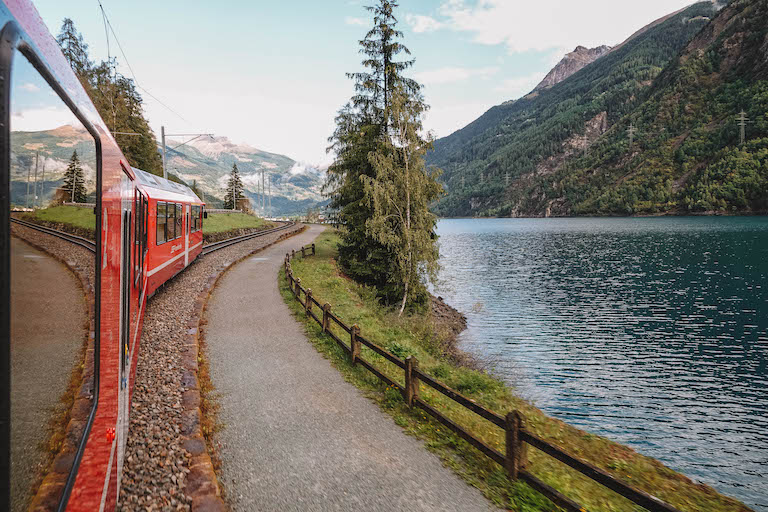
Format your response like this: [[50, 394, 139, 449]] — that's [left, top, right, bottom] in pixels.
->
[[426, 1, 733, 217]]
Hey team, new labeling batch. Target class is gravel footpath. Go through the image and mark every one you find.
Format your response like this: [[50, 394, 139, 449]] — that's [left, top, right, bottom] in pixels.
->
[[205, 225, 493, 512], [119, 223, 305, 511]]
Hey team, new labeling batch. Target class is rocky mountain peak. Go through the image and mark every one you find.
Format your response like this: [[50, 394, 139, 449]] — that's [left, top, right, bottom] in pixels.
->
[[533, 45, 612, 91]]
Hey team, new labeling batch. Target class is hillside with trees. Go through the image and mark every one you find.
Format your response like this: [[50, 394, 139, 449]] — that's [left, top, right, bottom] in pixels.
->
[[425, 1, 768, 217]]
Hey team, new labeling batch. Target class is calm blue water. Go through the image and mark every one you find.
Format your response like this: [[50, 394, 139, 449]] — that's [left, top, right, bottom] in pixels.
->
[[435, 217, 768, 510]]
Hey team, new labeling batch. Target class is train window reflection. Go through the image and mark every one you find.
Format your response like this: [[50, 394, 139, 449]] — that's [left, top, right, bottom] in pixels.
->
[[9, 49, 97, 511]]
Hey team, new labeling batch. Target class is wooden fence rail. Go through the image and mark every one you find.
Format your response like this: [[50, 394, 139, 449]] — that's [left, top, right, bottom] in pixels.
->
[[283, 246, 683, 512]]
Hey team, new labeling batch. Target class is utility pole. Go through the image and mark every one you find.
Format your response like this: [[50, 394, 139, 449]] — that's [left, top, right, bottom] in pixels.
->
[[33, 152, 38, 208], [161, 128, 214, 180], [627, 123, 637, 150], [583, 133, 589, 156], [161, 126, 166, 180], [262, 170, 266, 213], [39, 159, 45, 208], [505, 171, 510, 187], [26, 161, 31, 208], [480, 171, 484, 184], [737, 110, 750, 145], [461, 176, 465, 189]]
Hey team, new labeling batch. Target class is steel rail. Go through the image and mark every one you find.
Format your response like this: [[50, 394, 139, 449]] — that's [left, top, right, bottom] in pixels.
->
[[10, 217, 96, 253], [201, 221, 296, 255]]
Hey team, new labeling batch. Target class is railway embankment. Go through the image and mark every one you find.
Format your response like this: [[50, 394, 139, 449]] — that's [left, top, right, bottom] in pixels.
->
[[279, 230, 753, 512], [119, 222, 306, 512], [9, 224, 96, 511]]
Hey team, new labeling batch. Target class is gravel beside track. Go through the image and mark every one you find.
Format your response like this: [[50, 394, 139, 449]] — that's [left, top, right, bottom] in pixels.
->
[[119, 223, 305, 511]]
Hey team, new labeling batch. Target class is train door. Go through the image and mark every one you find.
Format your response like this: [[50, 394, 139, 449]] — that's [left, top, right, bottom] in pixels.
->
[[184, 203, 190, 266], [116, 171, 133, 495]]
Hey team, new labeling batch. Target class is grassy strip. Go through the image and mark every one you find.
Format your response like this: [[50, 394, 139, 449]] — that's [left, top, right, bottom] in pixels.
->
[[280, 230, 751, 512], [203, 213, 271, 234], [19, 206, 96, 239]]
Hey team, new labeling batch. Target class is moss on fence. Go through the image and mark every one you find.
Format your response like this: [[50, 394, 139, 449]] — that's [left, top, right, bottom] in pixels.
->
[[279, 230, 751, 512]]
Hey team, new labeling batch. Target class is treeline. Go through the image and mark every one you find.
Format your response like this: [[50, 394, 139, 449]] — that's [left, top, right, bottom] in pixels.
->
[[56, 18, 163, 175]]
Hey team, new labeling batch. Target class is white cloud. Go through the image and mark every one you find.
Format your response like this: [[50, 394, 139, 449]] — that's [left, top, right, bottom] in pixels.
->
[[344, 16, 368, 26], [410, 0, 699, 54], [20, 83, 40, 92], [405, 14, 444, 33], [415, 66, 499, 85], [11, 107, 79, 132]]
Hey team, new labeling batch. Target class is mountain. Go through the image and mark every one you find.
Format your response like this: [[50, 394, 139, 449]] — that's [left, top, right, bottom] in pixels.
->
[[533, 45, 611, 91], [9, 128, 328, 216], [163, 135, 327, 215], [426, 1, 725, 217], [10, 126, 98, 207], [551, 0, 768, 216]]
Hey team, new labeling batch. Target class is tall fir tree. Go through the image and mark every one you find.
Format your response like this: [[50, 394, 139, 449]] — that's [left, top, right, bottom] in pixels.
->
[[62, 151, 87, 203], [224, 163, 245, 209], [361, 83, 441, 314], [326, 0, 441, 309], [56, 19, 163, 175], [56, 18, 91, 79]]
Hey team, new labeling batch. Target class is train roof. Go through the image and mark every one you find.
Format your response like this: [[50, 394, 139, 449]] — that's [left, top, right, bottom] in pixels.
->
[[132, 167, 203, 203]]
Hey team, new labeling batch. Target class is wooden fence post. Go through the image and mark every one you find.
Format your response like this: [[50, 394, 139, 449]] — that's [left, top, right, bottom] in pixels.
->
[[301, 246, 306, 258], [291, 249, 295, 260], [295, 278, 301, 297], [311, 243, 316, 255], [350, 324, 360, 365], [505, 411, 527, 480], [322, 303, 331, 333], [404, 356, 420, 407], [305, 289, 312, 316]]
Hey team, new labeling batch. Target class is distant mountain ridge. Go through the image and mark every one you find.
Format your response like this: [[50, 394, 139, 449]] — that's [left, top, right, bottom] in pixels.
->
[[533, 45, 612, 91], [426, 1, 726, 217], [163, 135, 326, 215]]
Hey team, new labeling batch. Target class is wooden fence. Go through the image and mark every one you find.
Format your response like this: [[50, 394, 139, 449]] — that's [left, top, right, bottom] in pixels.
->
[[284, 245, 683, 512]]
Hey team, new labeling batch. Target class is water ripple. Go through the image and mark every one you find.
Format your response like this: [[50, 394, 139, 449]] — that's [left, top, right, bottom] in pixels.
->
[[435, 217, 768, 510]]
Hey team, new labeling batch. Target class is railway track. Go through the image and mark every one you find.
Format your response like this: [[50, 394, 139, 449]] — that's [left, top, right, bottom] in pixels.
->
[[10, 217, 297, 256], [10, 217, 96, 253], [200, 221, 296, 255]]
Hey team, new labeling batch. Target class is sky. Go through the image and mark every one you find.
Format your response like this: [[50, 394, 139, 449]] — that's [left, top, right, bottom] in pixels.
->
[[31, 0, 702, 166]]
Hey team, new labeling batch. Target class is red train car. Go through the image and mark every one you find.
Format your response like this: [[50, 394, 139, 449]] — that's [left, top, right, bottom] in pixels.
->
[[133, 167, 205, 296], [0, 1, 204, 510]]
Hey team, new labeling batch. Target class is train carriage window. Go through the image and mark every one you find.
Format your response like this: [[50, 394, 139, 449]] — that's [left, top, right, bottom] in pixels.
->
[[176, 203, 183, 238], [157, 202, 167, 244], [8, 48, 98, 510], [167, 201, 175, 240]]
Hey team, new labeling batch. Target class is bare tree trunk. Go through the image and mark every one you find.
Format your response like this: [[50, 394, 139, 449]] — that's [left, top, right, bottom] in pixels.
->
[[399, 280, 409, 316]]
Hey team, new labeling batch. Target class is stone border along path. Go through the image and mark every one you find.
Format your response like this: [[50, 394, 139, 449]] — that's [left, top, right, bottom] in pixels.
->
[[119, 223, 306, 512], [204, 225, 493, 512]]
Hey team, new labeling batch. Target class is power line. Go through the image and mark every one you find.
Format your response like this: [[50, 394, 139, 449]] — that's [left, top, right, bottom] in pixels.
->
[[96, 0, 191, 126]]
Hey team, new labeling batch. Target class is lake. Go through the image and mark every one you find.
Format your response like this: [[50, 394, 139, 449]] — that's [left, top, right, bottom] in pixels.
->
[[435, 217, 768, 510]]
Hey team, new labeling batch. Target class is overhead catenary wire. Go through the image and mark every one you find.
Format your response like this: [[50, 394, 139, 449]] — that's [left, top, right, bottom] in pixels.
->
[[95, 0, 193, 127]]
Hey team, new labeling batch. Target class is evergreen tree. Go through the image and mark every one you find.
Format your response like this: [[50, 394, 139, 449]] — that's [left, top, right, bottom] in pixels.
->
[[361, 83, 441, 314], [224, 163, 244, 209], [62, 151, 87, 203], [56, 19, 163, 175], [56, 18, 91, 79], [327, 0, 440, 309]]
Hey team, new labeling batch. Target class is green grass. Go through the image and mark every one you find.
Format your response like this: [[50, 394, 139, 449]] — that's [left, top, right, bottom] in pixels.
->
[[280, 230, 752, 512], [202, 212, 271, 234], [29, 205, 96, 231]]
